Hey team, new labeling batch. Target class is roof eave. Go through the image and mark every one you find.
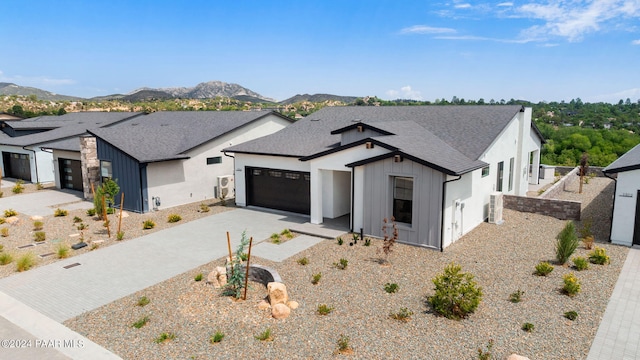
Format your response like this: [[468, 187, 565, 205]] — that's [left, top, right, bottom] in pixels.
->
[[299, 138, 397, 161]]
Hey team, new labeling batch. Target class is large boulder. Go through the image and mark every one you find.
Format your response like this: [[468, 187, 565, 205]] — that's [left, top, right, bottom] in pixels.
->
[[206, 266, 227, 288], [267, 282, 288, 306], [271, 303, 291, 319]]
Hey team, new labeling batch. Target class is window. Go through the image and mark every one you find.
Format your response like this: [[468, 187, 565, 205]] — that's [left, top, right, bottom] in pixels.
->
[[496, 161, 504, 192], [508, 157, 514, 191], [285, 172, 300, 180], [481, 166, 490, 177], [392, 177, 413, 224], [100, 161, 112, 178], [206, 156, 222, 165]]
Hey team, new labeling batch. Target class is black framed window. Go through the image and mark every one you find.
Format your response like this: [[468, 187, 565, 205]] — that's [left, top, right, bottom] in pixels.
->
[[100, 160, 112, 182], [496, 161, 504, 192], [508, 157, 514, 191], [206, 156, 222, 165], [481, 166, 490, 177], [392, 176, 413, 224]]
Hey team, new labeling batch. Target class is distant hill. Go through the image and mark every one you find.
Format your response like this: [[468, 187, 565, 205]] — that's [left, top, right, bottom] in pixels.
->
[[280, 93, 359, 105], [0, 82, 80, 101], [130, 81, 276, 103]]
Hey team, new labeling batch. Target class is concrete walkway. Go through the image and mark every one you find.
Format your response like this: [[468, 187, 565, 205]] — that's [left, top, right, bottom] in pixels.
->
[[587, 246, 640, 360], [0, 188, 93, 216]]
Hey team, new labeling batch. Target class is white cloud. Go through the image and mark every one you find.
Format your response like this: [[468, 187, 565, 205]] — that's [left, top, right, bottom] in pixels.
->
[[0, 71, 75, 87], [498, 2, 514, 6], [455, 3, 472, 9], [399, 25, 456, 34], [386, 86, 423, 100], [589, 88, 640, 103], [517, 0, 640, 42], [632, 39, 640, 44]]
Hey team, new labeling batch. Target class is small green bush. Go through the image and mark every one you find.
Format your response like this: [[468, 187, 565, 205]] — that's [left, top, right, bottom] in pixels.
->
[[154, 332, 176, 343], [137, 296, 150, 307], [86, 208, 96, 216], [33, 220, 44, 231], [142, 220, 156, 230], [255, 328, 273, 341], [199, 203, 210, 212], [132, 316, 149, 329], [167, 214, 182, 223], [556, 221, 579, 264], [12, 181, 24, 194], [427, 262, 483, 320], [389, 307, 413, 322], [210, 331, 225, 344], [270, 233, 281, 244], [4, 209, 17, 217], [0, 252, 13, 265], [589, 247, 610, 265], [76, 223, 88, 231], [36, 182, 44, 190], [336, 334, 351, 353], [281, 228, 293, 239], [73, 216, 82, 223], [116, 231, 125, 241], [522, 322, 535, 332], [311, 273, 322, 285], [0, 218, 5, 224], [333, 258, 348, 270], [572, 256, 589, 271], [477, 339, 494, 360], [56, 244, 70, 259], [384, 283, 399, 294], [564, 310, 578, 320], [534, 261, 554, 276], [1, 227, 8, 237], [563, 273, 581, 296], [16, 253, 36, 272], [297, 257, 309, 265], [336, 237, 343, 245], [194, 273, 203, 282], [317, 304, 334, 315], [34, 231, 46, 242], [509, 289, 524, 303], [364, 238, 371, 246], [54, 208, 68, 217]]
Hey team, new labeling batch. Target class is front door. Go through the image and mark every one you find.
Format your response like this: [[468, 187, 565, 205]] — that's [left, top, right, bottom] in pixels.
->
[[59, 158, 83, 191], [634, 190, 640, 246]]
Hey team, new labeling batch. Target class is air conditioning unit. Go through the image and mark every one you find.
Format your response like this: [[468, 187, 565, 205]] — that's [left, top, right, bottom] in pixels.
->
[[489, 192, 503, 224], [217, 175, 234, 198]]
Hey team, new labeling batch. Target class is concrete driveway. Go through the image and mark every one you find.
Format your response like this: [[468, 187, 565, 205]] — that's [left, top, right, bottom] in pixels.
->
[[0, 188, 93, 216]]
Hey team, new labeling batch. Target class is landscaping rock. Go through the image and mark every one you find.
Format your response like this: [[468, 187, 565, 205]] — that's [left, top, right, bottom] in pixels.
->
[[507, 355, 530, 360], [206, 266, 227, 288], [257, 300, 271, 310], [287, 301, 299, 310], [30, 215, 44, 221], [5, 216, 20, 225], [267, 282, 288, 306], [117, 211, 129, 218], [271, 303, 291, 319]]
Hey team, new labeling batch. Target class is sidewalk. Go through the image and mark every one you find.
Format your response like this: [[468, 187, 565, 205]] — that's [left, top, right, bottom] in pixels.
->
[[587, 246, 640, 360]]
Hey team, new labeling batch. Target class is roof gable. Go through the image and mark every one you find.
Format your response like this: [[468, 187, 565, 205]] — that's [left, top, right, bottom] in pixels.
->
[[603, 143, 640, 174]]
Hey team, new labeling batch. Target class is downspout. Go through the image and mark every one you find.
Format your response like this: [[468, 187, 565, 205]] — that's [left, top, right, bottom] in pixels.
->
[[22, 146, 39, 183], [350, 167, 355, 232], [603, 171, 617, 243], [440, 175, 462, 252]]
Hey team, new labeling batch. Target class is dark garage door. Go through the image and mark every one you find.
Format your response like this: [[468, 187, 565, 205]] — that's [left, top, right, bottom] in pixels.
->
[[246, 167, 310, 215], [59, 158, 83, 191], [2, 152, 31, 181]]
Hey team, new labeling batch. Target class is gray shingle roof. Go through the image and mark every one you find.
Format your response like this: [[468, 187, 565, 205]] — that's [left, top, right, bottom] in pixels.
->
[[89, 111, 290, 163], [226, 105, 525, 174], [0, 112, 143, 147], [603, 143, 640, 173]]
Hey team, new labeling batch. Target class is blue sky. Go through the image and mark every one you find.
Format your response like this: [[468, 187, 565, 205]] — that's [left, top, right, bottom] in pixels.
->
[[1, 0, 639, 103]]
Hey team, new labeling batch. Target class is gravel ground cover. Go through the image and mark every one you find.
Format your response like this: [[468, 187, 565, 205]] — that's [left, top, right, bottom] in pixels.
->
[[63, 177, 627, 359], [0, 182, 234, 278]]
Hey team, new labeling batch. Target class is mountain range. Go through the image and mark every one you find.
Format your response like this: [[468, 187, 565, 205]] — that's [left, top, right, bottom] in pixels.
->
[[0, 81, 358, 104]]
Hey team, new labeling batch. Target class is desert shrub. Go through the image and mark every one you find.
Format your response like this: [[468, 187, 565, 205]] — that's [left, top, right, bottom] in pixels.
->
[[297, 257, 309, 265], [311, 273, 322, 285], [384, 283, 399, 294], [12, 181, 24, 194], [364, 238, 371, 246], [564, 310, 578, 320], [0, 227, 8, 237], [56, 244, 70, 259], [477, 339, 494, 360], [210, 331, 225, 344], [317, 304, 334, 315], [73, 216, 82, 223], [4, 209, 17, 217], [132, 316, 149, 329], [90, 243, 100, 251], [54, 208, 68, 217], [333, 258, 348, 270], [379, 217, 398, 264], [589, 247, 610, 265], [556, 221, 579, 264], [534, 261, 554, 276], [0, 252, 13, 265], [336, 334, 352, 353], [36, 182, 44, 190], [199, 203, 210, 212], [389, 307, 413, 322], [167, 214, 182, 223], [509, 289, 524, 303], [142, 220, 156, 230], [522, 322, 535, 332], [222, 230, 250, 299], [154, 332, 176, 343], [254, 328, 273, 341], [34, 231, 46, 242], [563, 273, 581, 296], [33, 220, 44, 231], [116, 231, 125, 241], [86, 208, 96, 216], [336, 237, 343, 245], [281, 228, 293, 239], [76, 223, 88, 231], [0, 218, 5, 224], [194, 273, 203, 282], [572, 257, 589, 271], [270, 233, 281, 244], [137, 296, 150, 307], [427, 262, 483, 320], [16, 252, 36, 272]]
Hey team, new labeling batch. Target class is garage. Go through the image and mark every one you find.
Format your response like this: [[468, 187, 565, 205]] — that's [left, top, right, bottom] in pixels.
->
[[58, 158, 83, 191], [245, 167, 310, 215], [2, 152, 31, 181]]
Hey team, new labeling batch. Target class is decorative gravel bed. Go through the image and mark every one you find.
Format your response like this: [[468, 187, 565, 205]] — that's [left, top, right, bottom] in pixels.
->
[[0, 182, 234, 278], [63, 177, 627, 359]]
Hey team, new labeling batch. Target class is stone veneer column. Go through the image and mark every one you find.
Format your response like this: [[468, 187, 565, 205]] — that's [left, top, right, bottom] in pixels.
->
[[80, 136, 100, 200]]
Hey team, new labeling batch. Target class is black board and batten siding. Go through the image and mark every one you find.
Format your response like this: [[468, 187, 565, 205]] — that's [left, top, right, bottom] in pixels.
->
[[362, 157, 444, 249], [96, 137, 148, 213]]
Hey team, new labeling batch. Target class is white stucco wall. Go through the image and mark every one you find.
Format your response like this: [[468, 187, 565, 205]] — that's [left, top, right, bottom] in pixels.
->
[[0, 145, 54, 184], [610, 170, 640, 246], [52, 150, 81, 189], [145, 115, 291, 211]]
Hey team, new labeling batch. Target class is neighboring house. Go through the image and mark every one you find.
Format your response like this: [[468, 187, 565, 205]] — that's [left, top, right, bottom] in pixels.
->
[[0, 112, 143, 187], [225, 105, 544, 250], [603, 143, 640, 246], [0, 112, 24, 121], [88, 110, 293, 213]]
